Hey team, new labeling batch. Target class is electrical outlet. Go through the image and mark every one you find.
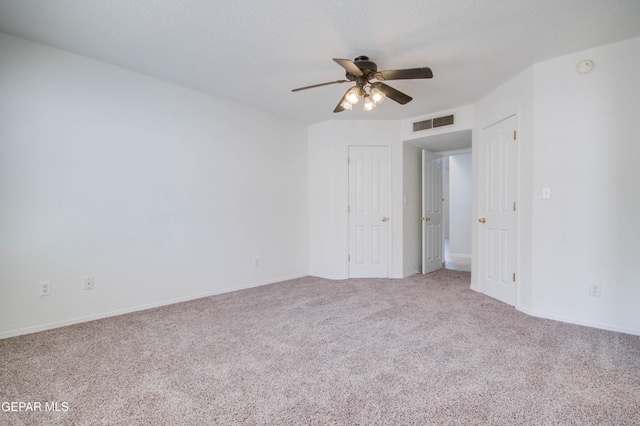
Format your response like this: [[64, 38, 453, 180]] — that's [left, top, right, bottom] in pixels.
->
[[84, 277, 94, 290], [589, 284, 601, 297], [253, 257, 260, 267], [40, 281, 51, 296]]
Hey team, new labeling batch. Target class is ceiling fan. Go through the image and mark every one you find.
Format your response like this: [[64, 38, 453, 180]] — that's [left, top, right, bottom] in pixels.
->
[[292, 56, 433, 113]]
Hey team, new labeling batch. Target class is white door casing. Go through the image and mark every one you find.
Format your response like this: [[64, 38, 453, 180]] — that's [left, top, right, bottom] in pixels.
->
[[478, 115, 518, 306], [422, 151, 443, 274], [348, 146, 390, 278]]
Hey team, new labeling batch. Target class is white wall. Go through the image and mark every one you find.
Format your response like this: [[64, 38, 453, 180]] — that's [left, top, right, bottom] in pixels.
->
[[448, 153, 472, 256], [0, 34, 309, 338], [474, 36, 640, 336], [402, 142, 422, 276], [308, 120, 402, 279], [308, 121, 344, 279], [530, 37, 640, 335]]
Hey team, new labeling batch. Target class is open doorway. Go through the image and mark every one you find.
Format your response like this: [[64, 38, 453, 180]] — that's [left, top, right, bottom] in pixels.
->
[[402, 129, 472, 276], [443, 154, 472, 272]]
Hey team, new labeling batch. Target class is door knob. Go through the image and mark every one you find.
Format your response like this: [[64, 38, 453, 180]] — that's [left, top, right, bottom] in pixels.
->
[[382, 217, 389, 222], [479, 218, 486, 223], [419, 217, 424, 221], [425, 217, 431, 221]]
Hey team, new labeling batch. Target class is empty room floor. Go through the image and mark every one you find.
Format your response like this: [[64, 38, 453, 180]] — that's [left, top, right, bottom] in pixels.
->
[[1, 270, 639, 424]]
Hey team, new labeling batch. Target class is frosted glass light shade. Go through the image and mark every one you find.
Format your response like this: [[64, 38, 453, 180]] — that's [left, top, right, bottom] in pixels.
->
[[370, 87, 385, 104], [345, 87, 360, 104], [363, 94, 376, 111]]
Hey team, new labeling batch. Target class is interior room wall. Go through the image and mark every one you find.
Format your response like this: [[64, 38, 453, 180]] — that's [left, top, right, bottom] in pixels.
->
[[474, 36, 640, 336], [530, 37, 640, 335], [0, 33, 309, 338], [448, 153, 472, 257], [402, 142, 422, 277], [308, 121, 344, 279], [308, 120, 402, 279]]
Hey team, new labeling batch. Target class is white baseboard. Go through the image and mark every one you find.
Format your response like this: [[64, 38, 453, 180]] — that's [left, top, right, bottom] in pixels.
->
[[0, 274, 307, 340], [517, 308, 640, 337], [470, 289, 640, 336], [308, 274, 348, 280], [449, 253, 472, 259]]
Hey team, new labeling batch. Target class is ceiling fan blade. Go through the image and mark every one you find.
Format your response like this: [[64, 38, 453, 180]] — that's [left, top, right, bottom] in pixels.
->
[[333, 88, 351, 113], [292, 80, 348, 92], [371, 82, 413, 105], [375, 67, 433, 81], [333, 58, 363, 77]]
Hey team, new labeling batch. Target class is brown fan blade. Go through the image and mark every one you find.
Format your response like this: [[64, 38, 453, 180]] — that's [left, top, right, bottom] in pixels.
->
[[370, 82, 412, 105], [333, 58, 363, 77], [375, 67, 433, 81], [292, 80, 348, 92], [333, 88, 351, 113]]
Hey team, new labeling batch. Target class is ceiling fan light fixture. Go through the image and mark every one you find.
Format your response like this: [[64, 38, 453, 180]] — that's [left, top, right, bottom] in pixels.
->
[[345, 87, 360, 104], [363, 94, 376, 111], [370, 87, 385, 104], [340, 99, 353, 110], [292, 56, 432, 113]]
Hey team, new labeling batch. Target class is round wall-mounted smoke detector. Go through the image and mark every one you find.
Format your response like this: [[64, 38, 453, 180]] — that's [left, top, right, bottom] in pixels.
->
[[576, 60, 594, 74]]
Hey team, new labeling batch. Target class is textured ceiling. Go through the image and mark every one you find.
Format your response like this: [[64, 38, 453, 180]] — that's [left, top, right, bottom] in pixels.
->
[[1, 0, 639, 124]]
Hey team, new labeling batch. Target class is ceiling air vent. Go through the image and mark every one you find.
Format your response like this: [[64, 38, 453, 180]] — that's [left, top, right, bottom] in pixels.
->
[[413, 114, 455, 132]]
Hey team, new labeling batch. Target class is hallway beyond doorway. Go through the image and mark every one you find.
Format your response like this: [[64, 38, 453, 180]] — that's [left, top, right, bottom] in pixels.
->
[[445, 238, 471, 272]]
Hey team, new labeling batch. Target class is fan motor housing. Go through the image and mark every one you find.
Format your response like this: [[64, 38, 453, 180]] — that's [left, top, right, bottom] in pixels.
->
[[353, 55, 377, 75]]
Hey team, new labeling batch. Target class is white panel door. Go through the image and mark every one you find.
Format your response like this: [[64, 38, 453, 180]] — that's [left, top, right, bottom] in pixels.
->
[[478, 115, 518, 306], [348, 146, 389, 278], [422, 151, 443, 274]]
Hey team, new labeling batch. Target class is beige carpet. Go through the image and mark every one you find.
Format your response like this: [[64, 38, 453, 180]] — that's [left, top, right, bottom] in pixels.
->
[[1, 269, 639, 425]]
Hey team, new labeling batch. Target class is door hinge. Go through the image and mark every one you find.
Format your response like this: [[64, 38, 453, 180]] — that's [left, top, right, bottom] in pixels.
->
[[513, 130, 517, 140], [513, 202, 516, 211], [512, 273, 516, 282], [348, 156, 350, 164], [348, 255, 351, 262]]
